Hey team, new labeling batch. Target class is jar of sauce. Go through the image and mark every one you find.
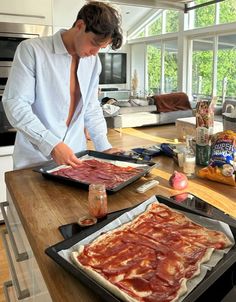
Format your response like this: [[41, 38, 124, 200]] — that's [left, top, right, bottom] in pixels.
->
[[88, 183, 108, 219]]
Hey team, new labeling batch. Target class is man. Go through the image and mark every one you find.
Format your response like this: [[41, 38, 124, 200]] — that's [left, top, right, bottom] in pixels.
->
[[3, 1, 123, 169]]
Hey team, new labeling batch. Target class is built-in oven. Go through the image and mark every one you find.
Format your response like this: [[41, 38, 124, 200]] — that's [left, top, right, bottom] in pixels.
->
[[0, 22, 52, 146]]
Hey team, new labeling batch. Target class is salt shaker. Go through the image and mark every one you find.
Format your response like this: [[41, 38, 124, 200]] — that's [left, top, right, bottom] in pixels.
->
[[183, 135, 196, 178], [88, 183, 108, 219]]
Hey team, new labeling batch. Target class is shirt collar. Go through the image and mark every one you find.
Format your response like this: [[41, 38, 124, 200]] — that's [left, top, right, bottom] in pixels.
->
[[53, 29, 69, 55]]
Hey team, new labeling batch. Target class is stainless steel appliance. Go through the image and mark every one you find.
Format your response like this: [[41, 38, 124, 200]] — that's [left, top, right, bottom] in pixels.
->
[[0, 23, 52, 223], [0, 22, 52, 145]]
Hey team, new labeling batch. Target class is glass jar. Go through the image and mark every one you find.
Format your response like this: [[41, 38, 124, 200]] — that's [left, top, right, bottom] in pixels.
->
[[183, 135, 196, 178], [88, 183, 107, 219]]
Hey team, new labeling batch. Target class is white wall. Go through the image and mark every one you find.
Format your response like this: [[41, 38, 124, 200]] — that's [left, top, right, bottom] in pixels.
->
[[52, 0, 84, 32]]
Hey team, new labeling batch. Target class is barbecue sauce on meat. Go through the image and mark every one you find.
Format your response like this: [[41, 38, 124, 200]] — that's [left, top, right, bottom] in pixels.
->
[[77, 203, 231, 302]]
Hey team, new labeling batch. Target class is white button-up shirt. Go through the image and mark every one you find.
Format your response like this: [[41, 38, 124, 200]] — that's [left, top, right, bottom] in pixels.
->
[[3, 30, 111, 169]]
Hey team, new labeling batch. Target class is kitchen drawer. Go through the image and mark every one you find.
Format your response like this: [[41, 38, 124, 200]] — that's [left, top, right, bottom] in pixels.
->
[[2, 229, 51, 300], [31, 258, 50, 295], [8, 203, 33, 260], [0, 152, 13, 206], [0, 0, 52, 25], [1, 201, 30, 262], [3, 229, 36, 298], [2, 191, 52, 301], [4, 280, 52, 302]]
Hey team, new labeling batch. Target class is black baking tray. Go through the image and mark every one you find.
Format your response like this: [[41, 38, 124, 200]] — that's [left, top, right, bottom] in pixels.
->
[[59, 206, 135, 240], [35, 150, 156, 194], [45, 195, 236, 302]]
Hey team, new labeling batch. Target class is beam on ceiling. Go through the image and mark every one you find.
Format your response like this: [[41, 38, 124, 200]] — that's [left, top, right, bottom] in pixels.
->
[[109, 0, 184, 11], [184, 0, 225, 13]]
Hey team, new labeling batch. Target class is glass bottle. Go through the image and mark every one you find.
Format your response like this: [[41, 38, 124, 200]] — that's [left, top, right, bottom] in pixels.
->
[[88, 183, 108, 219], [183, 135, 196, 178]]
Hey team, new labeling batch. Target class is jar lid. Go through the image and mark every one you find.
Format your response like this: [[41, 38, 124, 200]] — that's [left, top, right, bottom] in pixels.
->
[[78, 215, 97, 227]]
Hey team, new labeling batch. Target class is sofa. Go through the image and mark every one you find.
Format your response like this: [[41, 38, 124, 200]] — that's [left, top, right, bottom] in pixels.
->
[[103, 92, 194, 129]]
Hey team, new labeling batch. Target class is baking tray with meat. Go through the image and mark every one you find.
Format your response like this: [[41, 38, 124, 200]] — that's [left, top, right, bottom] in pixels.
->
[[34, 150, 157, 194], [45, 195, 236, 302]]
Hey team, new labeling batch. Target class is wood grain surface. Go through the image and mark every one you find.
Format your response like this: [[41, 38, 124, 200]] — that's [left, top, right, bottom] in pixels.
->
[[3, 125, 236, 302]]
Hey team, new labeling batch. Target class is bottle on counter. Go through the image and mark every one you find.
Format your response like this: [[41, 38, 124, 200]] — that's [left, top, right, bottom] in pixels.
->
[[183, 135, 196, 178], [195, 97, 216, 166]]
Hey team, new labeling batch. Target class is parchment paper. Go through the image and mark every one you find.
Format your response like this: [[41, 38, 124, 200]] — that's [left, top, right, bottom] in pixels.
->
[[47, 154, 149, 173], [58, 195, 234, 302]]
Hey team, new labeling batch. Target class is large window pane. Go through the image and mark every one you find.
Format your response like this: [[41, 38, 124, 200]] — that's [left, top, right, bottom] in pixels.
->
[[147, 40, 178, 94], [164, 40, 178, 92], [166, 10, 179, 33], [192, 37, 214, 99], [217, 34, 236, 103], [194, 0, 215, 28], [147, 43, 161, 94], [220, 0, 236, 24]]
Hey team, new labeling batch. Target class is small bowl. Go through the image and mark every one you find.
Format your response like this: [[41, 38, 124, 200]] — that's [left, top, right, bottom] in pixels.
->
[[78, 215, 97, 227]]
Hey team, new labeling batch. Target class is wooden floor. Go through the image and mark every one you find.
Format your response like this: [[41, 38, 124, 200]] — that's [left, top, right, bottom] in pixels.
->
[[0, 224, 9, 302], [0, 124, 177, 301], [89, 124, 179, 150]]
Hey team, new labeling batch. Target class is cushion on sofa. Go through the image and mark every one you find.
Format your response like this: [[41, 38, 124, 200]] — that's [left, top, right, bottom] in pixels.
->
[[153, 92, 192, 112], [118, 105, 157, 114], [159, 109, 193, 124]]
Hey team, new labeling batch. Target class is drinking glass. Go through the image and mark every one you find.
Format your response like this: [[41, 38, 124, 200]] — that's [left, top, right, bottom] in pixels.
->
[[88, 183, 107, 219]]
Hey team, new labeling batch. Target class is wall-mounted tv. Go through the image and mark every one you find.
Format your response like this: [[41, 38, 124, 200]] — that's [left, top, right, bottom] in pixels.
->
[[98, 53, 127, 84]]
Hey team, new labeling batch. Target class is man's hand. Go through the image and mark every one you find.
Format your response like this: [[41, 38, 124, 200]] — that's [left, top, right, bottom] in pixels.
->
[[103, 147, 124, 155], [51, 142, 81, 168]]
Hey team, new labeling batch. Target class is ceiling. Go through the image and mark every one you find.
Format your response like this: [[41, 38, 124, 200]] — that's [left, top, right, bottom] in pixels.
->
[[65, 1, 226, 36], [108, 0, 225, 33], [109, 1, 194, 11], [118, 5, 153, 33]]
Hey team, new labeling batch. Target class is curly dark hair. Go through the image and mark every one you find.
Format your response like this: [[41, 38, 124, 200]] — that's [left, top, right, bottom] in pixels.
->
[[73, 1, 123, 50]]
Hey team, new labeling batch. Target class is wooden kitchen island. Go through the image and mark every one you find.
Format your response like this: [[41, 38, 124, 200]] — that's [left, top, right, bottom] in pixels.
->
[[3, 154, 236, 302]]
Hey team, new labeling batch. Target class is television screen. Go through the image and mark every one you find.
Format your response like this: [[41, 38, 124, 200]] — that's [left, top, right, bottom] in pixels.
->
[[98, 53, 127, 84]]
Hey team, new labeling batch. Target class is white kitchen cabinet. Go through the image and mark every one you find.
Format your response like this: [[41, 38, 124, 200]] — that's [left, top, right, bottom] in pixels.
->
[[1, 191, 52, 301], [0, 0, 53, 25], [0, 146, 13, 222]]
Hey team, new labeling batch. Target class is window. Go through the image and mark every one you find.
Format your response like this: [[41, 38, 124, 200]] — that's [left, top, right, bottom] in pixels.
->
[[147, 39, 177, 94], [166, 10, 179, 33], [147, 43, 161, 94], [192, 37, 214, 99], [147, 14, 162, 36], [164, 40, 178, 92], [194, 0, 215, 28], [137, 30, 145, 38], [220, 0, 236, 24], [217, 34, 236, 101], [128, 1, 236, 104]]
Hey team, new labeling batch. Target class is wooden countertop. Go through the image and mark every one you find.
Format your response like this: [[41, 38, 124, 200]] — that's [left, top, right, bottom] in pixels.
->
[[5, 156, 236, 302]]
